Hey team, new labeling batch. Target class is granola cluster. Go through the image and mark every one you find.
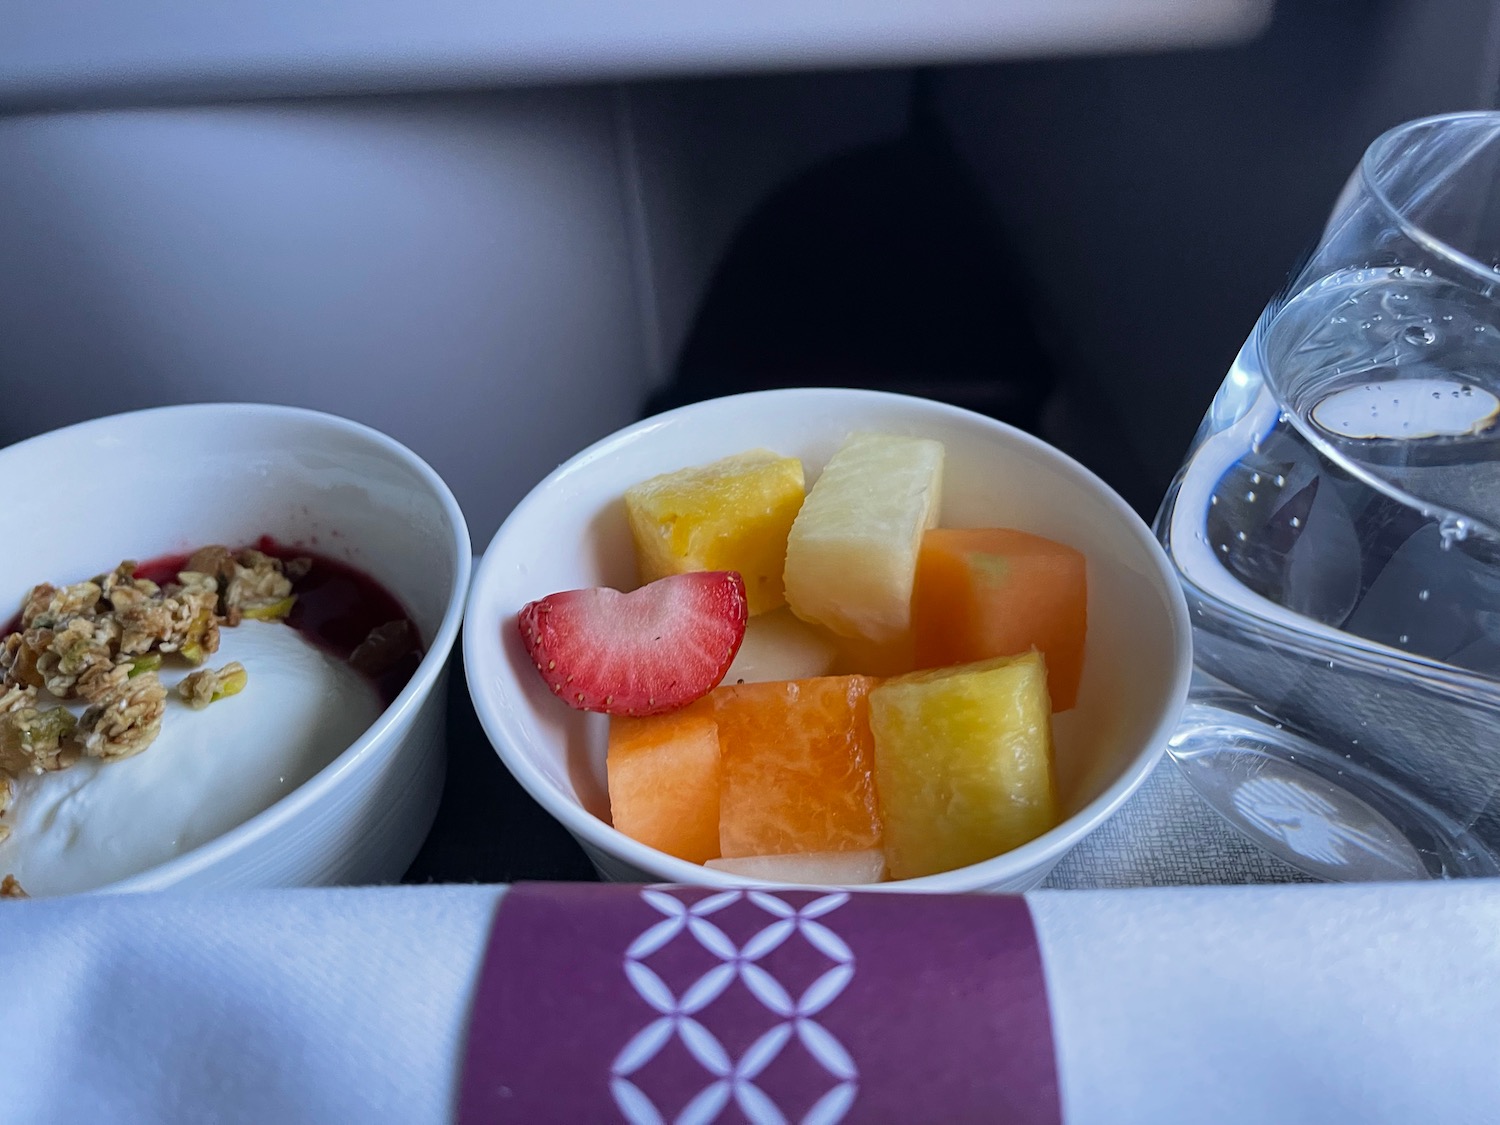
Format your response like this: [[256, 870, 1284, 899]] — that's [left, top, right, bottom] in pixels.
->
[[0, 683, 78, 776], [0, 547, 302, 889], [178, 662, 248, 711]]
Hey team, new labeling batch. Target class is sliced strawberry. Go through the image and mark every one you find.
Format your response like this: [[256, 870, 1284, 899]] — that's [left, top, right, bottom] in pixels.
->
[[516, 571, 748, 716]]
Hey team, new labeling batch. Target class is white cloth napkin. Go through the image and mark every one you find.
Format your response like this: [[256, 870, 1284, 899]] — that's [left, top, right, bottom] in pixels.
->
[[3, 879, 1498, 1124], [3, 886, 501, 1125]]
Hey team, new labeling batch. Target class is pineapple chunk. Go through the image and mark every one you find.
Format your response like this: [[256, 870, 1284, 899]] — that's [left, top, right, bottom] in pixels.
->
[[869, 651, 1057, 879], [625, 449, 805, 616], [723, 608, 839, 685], [784, 432, 944, 642]]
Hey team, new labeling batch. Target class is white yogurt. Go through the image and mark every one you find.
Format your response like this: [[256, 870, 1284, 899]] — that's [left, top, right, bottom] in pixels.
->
[[0, 620, 382, 896]]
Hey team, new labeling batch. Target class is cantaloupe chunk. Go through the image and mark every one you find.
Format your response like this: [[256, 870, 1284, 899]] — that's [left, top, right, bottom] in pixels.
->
[[706, 849, 887, 885], [723, 608, 839, 685], [625, 449, 806, 616], [713, 675, 882, 858], [606, 698, 721, 863], [784, 432, 944, 642], [912, 528, 1087, 710], [829, 630, 916, 678], [869, 652, 1057, 880]]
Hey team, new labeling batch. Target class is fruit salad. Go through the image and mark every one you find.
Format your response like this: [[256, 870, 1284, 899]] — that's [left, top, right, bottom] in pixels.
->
[[515, 434, 1088, 883]]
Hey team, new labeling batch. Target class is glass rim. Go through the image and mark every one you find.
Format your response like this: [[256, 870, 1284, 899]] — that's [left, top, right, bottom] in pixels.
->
[[1360, 110, 1500, 288]]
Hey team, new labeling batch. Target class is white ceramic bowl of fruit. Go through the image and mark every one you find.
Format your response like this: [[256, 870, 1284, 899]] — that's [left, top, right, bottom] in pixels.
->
[[466, 388, 1191, 892], [0, 404, 470, 898]]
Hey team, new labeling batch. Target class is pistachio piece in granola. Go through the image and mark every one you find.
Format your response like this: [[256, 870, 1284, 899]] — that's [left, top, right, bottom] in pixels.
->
[[177, 662, 248, 710], [0, 874, 25, 899], [0, 685, 79, 775], [239, 595, 297, 622], [178, 608, 222, 665], [127, 652, 162, 678], [77, 672, 166, 762]]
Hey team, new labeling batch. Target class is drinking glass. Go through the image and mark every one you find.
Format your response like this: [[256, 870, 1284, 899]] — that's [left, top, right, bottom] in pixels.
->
[[1159, 111, 1500, 880]]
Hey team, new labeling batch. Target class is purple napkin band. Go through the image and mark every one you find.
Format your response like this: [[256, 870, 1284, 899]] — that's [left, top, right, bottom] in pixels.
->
[[459, 883, 1061, 1124]]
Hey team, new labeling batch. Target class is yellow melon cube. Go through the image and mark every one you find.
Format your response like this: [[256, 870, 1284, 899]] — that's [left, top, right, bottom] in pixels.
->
[[783, 432, 943, 642], [625, 449, 805, 616], [868, 651, 1057, 879]]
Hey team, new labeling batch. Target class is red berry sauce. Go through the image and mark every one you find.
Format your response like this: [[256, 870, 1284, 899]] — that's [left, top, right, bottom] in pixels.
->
[[13, 537, 423, 706]]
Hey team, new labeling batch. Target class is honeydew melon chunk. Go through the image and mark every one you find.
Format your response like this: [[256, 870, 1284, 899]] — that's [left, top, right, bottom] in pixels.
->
[[723, 607, 839, 685], [784, 432, 944, 643], [706, 848, 886, 885]]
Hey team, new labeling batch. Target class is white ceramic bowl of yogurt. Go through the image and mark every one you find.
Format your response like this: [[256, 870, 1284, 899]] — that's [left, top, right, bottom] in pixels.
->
[[466, 388, 1192, 893], [0, 404, 470, 896]]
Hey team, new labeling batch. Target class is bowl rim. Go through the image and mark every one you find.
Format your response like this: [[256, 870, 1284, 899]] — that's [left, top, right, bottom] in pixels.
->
[[466, 387, 1193, 891], [0, 402, 472, 892]]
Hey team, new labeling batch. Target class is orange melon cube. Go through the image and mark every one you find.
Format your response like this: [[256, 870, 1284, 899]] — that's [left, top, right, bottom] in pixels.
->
[[713, 675, 882, 858], [912, 528, 1087, 710], [829, 630, 916, 678], [606, 698, 721, 863]]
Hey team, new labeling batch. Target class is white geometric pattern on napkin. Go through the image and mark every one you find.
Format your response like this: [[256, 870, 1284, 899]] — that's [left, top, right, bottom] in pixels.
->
[[611, 888, 858, 1125]]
